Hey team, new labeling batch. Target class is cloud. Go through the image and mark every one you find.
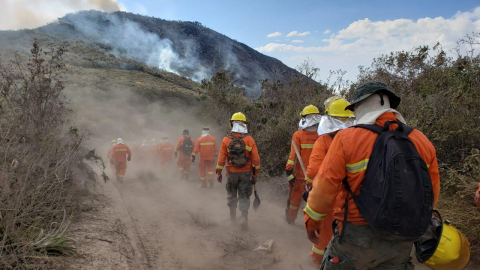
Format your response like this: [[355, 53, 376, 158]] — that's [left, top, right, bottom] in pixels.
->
[[286, 30, 311, 37], [0, 0, 121, 30], [266, 31, 282, 38], [323, 29, 331, 34], [257, 6, 480, 80], [286, 31, 298, 37], [298, 31, 311, 37], [292, 40, 304, 43]]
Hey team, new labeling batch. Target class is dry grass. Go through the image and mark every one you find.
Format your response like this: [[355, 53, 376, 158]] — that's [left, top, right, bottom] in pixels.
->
[[0, 42, 104, 268]]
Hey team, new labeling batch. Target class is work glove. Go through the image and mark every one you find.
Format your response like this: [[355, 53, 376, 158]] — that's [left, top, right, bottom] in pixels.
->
[[475, 190, 480, 209], [286, 169, 295, 187], [127, 156, 131, 162], [191, 155, 196, 163], [307, 230, 320, 245], [217, 173, 223, 183]]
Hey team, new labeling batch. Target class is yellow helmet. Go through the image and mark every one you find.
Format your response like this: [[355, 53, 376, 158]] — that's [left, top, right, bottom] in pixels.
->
[[111, 139, 117, 143], [231, 112, 247, 122], [300, 105, 320, 117], [415, 210, 471, 270], [324, 96, 355, 118]]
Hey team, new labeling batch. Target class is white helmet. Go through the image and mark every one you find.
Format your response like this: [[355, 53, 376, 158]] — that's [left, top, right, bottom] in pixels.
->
[[117, 138, 124, 144]]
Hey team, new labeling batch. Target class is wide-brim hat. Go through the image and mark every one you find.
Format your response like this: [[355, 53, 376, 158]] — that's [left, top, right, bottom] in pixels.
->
[[345, 82, 401, 111]]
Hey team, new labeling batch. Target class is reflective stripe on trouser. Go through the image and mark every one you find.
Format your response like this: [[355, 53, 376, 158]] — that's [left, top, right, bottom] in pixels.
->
[[226, 171, 253, 212], [115, 162, 127, 181], [199, 159, 216, 186], [287, 178, 306, 221], [310, 212, 335, 266], [177, 153, 191, 179], [320, 222, 414, 270]]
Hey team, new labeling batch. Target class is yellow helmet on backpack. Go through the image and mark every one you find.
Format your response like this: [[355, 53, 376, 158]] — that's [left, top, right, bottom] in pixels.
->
[[300, 105, 320, 117], [324, 96, 355, 118], [414, 210, 470, 270]]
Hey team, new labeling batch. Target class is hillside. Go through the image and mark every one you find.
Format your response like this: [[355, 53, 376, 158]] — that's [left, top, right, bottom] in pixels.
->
[[0, 10, 308, 97]]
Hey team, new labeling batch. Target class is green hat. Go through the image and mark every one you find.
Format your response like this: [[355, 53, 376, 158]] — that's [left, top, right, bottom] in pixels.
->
[[345, 82, 401, 111]]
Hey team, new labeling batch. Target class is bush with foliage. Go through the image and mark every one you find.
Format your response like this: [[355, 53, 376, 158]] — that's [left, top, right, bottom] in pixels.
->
[[0, 42, 104, 267]]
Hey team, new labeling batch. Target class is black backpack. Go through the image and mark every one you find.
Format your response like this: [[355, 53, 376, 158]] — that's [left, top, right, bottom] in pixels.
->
[[342, 121, 433, 242], [181, 137, 193, 155], [227, 133, 248, 167]]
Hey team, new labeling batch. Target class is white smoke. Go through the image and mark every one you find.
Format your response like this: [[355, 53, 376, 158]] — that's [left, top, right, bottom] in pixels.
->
[[63, 12, 199, 77], [0, 0, 121, 30]]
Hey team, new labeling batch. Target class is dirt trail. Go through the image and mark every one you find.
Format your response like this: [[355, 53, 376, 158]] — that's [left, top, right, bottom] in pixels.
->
[[101, 166, 314, 270]]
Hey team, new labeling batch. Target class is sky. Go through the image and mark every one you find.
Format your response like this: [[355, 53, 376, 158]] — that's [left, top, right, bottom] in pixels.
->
[[1, 0, 479, 81]]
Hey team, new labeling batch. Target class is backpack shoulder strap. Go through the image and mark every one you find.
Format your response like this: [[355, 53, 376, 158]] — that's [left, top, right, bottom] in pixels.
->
[[354, 124, 385, 134], [397, 122, 414, 136]]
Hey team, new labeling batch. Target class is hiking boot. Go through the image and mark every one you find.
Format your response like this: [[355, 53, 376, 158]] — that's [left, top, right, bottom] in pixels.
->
[[240, 211, 248, 230]]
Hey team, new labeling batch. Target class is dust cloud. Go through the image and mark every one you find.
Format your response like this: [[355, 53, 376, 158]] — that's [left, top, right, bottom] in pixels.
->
[[0, 0, 120, 30], [64, 80, 317, 269]]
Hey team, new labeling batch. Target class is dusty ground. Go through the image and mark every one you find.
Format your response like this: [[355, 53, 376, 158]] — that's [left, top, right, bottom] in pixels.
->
[[59, 164, 431, 270]]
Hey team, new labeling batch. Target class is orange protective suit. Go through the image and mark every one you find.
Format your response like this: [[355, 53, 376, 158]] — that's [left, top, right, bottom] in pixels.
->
[[110, 144, 132, 182], [107, 145, 115, 174], [304, 133, 335, 265], [193, 135, 218, 187], [304, 112, 440, 234], [285, 129, 319, 222], [216, 133, 261, 174], [175, 135, 195, 180], [157, 141, 174, 169]]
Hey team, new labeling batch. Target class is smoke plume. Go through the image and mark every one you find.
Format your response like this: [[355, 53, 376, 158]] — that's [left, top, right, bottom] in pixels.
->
[[0, 0, 120, 30]]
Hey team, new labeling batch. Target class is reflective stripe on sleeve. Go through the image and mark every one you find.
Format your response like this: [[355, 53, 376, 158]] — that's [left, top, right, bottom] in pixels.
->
[[116, 149, 127, 152], [305, 176, 313, 183], [289, 204, 299, 209], [312, 245, 324, 255], [200, 142, 215, 146], [216, 165, 224, 170], [287, 159, 295, 165], [304, 203, 326, 221], [427, 164, 430, 168], [287, 174, 294, 181], [300, 144, 314, 149], [254, 165, 261, 170], [245, 146, 252, 151], [346, 159, 369, 173]]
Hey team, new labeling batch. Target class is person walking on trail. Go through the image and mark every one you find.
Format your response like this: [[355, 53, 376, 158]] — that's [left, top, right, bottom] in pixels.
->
[[107, 139, 117, 175], [157, 136, 175, 172], [192, 127, 218, 188], [175, 130, 195, 180], [216, 112, 261, 230], [304, 97, 355, 267], [285, 105, 321, 224], [110, 138, 132, 183], [304, 82, 440, 270]]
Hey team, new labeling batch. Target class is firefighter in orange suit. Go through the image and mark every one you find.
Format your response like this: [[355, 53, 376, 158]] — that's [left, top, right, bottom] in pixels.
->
[[110, 138, 132, 183], [192, 127, 218, 188], [304, 97, 355, 266], [175, 130, 195, 180], [285, 105, 320, 224], [157, 136, 174, 171], [107, 139, 116, 175]]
